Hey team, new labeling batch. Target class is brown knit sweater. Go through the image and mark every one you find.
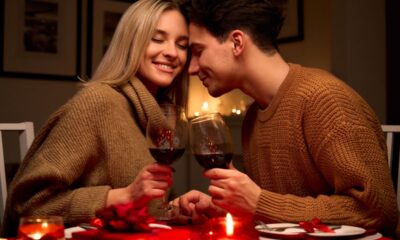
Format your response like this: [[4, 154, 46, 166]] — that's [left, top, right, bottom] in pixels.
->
[[242, 64, 398, 233], [1, 79, 167, 237]]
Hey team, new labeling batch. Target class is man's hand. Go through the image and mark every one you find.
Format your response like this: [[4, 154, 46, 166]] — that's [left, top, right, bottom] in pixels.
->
[[204, 166, 261, 218], [171, 190, 225, 224]]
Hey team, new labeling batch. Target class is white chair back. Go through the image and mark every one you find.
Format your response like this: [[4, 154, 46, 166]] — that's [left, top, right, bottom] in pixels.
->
[[382, 125, 400, 208], [0, 122, 34, 222]]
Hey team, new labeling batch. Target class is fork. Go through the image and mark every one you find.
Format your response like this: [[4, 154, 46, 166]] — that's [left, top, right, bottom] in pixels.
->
[[256, 221, 300, 232], [255, 221, 341, 232]]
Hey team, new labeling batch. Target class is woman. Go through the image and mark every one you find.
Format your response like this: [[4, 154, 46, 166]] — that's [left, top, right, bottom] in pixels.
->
[[1, 0, 189, 237]]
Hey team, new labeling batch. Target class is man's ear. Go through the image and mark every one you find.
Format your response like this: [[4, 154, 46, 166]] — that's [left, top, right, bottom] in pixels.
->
[[230, 30, 245, 56]]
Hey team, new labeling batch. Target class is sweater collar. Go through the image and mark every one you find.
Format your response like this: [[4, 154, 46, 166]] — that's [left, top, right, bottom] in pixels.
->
[[257, 63, 301, 122], [120, 77, 166, 131]]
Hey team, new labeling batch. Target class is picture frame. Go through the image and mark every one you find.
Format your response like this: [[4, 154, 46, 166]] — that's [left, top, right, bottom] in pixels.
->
[[0, 0, 81, 80], [86, 0, 135, 77], [278, 0, 304, 43]]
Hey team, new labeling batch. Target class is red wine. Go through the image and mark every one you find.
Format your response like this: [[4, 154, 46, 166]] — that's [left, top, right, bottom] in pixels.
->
[[194, 153, 233, 169], [150, 148, 185, 165]]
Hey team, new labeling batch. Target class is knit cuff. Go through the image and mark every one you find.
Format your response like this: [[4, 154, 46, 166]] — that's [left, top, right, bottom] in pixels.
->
[[68, 185, 111, 224], [255, 190, 305, 221]]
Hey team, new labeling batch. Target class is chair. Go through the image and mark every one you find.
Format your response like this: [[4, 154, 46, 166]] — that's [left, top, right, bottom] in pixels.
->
[[381, 125, 400, 208], [0, 122, 34, 221]]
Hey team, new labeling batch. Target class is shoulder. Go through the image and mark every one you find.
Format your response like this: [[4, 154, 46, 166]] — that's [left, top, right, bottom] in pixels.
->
[[291, 64, 344, 94], [67, 83, 127, 113], [290, 64, 365, 108]]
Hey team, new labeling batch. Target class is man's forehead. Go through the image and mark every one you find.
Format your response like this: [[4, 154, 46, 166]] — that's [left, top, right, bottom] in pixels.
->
[[188, 23, 210, 45]]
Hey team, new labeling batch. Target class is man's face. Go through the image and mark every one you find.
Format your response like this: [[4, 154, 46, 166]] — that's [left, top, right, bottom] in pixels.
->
[[188, 23, 237, 97]]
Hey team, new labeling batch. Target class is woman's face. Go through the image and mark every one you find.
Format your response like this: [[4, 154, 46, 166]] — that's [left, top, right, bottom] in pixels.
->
[[138, 9, 189, 95]]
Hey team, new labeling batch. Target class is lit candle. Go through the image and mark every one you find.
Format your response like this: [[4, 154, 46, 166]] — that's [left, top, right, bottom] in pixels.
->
[[225, 213, 234, 236], [205, 213, 252, 240], [202, 101, 209, 113], [17, 216, 65, 240]]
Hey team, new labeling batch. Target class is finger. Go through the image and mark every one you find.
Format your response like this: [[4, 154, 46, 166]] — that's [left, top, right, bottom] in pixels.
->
[[147, 172, 172, 181], [211, 197, 225, 209], [179, 196, 197, 216], [228, 161, 237, 170], [147, 163, 174, 174], [143, 188, 166, 199], [204, 168, 227, 179], [147, 180, 170, 190], [170, 198, 180, 207], [209, 179, 226, 188], [208, 185, 224, 199]]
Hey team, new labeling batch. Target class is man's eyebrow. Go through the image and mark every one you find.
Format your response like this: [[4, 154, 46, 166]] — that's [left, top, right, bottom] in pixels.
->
[[190, 42, 203, 48]]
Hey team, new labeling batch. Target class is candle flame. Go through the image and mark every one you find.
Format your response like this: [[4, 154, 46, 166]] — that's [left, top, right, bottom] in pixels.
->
[[28, 232, 43, 240], [201, 101, 209, 111], [225, 213, 234, 236]]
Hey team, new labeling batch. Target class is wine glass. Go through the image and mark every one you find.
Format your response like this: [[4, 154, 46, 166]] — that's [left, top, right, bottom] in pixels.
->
[[17, 216, 65, 240], [190, 113, 234, 169], [146, 104, 188, 220]]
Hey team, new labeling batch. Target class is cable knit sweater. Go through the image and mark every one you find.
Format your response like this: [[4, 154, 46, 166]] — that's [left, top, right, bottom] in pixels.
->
[[1, 79, 168, 237], [242, 64, 398, 233]]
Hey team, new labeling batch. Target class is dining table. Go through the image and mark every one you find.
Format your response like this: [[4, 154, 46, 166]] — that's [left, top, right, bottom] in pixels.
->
[[66, 222, 394, 240]]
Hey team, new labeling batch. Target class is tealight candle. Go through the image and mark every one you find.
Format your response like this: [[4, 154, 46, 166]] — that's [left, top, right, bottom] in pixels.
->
[[204, 213, 252, 240], [17, 216, 65, 240]]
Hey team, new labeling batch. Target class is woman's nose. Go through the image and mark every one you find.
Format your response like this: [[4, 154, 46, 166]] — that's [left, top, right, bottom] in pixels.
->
[[163, 42, 178, 58]]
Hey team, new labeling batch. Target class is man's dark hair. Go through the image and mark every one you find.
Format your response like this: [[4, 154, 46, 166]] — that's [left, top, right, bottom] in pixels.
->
[[186, 0, 287, 52]]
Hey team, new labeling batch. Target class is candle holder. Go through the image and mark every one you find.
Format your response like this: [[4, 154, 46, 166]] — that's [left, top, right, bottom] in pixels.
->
[[17, 216, 65, 240]]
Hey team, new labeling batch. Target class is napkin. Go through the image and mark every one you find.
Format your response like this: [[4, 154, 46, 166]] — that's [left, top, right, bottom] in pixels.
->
[[92, 201, 156, 232]]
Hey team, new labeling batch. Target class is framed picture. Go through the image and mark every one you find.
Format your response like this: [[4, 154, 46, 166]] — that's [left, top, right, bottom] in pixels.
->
[[278, 0, 304, 43], [0, 0, 81, 80], [86, 0, 135, 77]]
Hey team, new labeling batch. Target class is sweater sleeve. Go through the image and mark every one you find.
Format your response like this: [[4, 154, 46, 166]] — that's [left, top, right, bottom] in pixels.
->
[[256, 123, 398, 231], [6, 87, 112, 228], [255, 82, 398, 232]]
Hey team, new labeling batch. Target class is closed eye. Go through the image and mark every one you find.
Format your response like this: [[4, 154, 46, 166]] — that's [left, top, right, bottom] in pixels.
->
[[152, 38, 163, 43]]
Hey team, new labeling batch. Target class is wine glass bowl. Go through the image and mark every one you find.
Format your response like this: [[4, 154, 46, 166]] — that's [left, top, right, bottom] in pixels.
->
[[147, 104, 188, 165], [146, 104, 188, 220], [190, 113, 234, 169]]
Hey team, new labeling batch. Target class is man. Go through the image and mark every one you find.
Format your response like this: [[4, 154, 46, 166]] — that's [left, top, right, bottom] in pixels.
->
[[174, 0, 398, 234]]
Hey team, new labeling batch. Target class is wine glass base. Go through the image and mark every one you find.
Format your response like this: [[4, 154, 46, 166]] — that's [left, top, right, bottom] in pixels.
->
[[150, 204, 180, 221]]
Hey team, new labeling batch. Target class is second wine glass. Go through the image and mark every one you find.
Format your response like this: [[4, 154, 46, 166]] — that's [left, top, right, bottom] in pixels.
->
[[146, 104, 188, 220], [190, 113, 234, 169]]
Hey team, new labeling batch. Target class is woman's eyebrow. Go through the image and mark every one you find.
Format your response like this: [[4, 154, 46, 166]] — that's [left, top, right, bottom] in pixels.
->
[[154, 29, 189, 40]]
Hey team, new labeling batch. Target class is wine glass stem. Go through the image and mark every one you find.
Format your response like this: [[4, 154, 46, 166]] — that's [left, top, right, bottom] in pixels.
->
[[162, 187, 169, 207]]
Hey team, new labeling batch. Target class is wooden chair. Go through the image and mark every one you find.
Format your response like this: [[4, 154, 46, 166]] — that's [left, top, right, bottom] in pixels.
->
[[382, 125, 400, 208], [0, 122, 34, 222]]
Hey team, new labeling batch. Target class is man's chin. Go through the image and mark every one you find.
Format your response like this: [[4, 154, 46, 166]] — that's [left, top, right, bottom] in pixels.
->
[[207, 88, 226, 98]]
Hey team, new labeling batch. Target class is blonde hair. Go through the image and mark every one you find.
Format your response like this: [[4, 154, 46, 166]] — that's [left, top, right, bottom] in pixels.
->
[[88, 0, 189, 108]]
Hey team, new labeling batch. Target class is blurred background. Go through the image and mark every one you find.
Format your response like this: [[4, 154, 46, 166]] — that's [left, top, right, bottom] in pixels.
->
[[1, 0, 399, 196]]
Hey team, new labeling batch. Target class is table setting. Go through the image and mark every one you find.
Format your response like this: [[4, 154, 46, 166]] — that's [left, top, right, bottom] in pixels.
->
[[2, 112, 394, 240], [4, 211, 391, 240]]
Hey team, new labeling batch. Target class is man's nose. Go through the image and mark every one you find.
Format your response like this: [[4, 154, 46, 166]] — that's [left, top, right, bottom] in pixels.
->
[[188, 58, 199, 75]]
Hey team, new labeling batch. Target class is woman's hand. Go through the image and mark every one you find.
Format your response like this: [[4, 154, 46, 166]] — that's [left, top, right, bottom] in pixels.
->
[[106, 163, 173, 207], [170, 190, 226, 224]]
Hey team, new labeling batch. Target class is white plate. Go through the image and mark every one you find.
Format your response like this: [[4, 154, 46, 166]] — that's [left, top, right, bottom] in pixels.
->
[[306, 225, 366, 237], [255, 223, 306, 236]]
